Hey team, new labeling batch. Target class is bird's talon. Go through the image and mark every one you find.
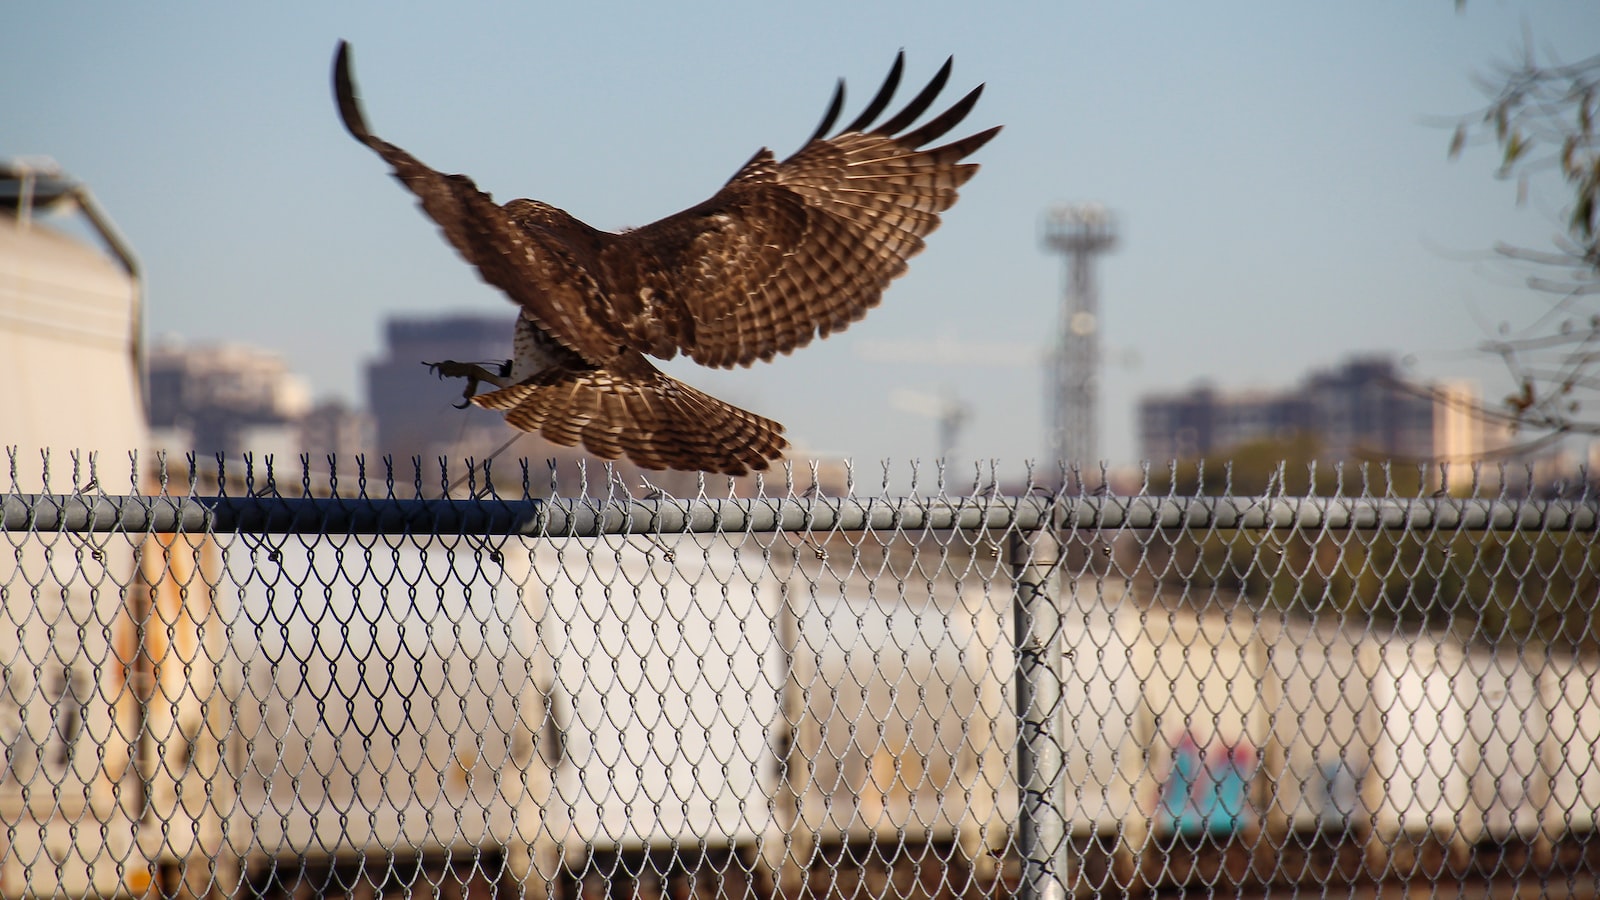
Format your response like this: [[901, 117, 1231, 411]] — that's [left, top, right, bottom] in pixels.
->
[[426, 360, 458, 375], [424, 360, 485, 405]]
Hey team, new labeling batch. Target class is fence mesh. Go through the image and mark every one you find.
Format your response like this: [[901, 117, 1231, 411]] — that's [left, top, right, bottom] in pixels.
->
[[2, 451, 1600, 898]]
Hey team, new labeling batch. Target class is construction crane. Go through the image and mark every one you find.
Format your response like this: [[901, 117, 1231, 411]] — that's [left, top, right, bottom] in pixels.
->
[[888, 387, 971, 461]]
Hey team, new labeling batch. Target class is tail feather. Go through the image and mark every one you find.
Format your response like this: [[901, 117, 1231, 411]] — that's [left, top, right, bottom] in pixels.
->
[[473, 361, 787, 476]]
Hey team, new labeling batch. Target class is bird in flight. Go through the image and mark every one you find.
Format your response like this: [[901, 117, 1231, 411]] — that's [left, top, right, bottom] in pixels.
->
[[334, 41, 998, 475]]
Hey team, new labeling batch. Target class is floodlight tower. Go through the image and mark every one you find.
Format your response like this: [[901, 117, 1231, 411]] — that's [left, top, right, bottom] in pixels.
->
[[1042, 203, 1118, 471]]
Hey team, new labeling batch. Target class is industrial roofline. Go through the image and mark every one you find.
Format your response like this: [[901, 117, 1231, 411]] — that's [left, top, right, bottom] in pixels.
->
[[1, 156, 141, 279]]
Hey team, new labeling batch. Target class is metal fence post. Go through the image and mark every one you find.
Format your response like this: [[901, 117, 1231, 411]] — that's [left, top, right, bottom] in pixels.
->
[[1010, 527, 1067, 900]]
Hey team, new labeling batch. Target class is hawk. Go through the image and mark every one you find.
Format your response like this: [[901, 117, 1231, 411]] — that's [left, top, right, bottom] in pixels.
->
[[334, 41, 998, 475]]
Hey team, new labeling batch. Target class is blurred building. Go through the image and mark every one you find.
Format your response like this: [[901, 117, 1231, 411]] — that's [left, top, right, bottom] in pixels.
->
[[147, 340, 313, 459], [1138, 356, 1483, 463], [298, 398, 373, 463], [366, 314, 515, 461], [147, 340, 375, 475]]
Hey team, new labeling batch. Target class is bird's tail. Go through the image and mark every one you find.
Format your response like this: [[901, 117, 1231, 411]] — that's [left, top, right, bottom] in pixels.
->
[[472, 361, 787, 476]]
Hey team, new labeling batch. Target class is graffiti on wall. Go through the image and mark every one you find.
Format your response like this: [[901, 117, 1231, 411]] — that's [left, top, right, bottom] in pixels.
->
[[1156, 733, 1257, 838]]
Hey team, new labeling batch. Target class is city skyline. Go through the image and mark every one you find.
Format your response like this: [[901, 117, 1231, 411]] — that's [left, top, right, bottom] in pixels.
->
[[1139, 356, 1486, 465], [149, 322, 1508, 482]]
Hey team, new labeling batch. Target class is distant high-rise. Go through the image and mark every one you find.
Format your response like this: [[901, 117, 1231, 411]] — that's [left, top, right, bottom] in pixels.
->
[[366, 314, 516, 461], [299, 399, 374, 463], [1138, 356, 1484, 463], [146, 341, 311, 459]]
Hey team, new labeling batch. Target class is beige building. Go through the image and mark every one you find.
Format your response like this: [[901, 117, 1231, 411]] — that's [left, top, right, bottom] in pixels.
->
[[146, 340, 312, 459]]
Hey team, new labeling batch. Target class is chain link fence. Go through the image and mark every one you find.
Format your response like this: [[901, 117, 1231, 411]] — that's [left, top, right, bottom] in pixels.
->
[[2, 451, 1600, 898]]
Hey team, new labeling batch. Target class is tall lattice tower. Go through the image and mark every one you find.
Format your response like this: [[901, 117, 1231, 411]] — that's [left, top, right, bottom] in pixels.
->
[[1042, 203, 1118, 469]]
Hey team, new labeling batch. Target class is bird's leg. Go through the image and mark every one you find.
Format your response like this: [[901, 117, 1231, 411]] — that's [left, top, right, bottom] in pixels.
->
[[424, 360, 515, 409]]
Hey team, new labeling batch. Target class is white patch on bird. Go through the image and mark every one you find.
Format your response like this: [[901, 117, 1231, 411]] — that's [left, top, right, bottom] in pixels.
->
[[510, 314, 566, 381], [639, 286, 655, 304]]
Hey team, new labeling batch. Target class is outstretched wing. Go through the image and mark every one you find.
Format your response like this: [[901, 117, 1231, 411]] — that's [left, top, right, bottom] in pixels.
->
[[332, 41, 625, 365], [611, 53, 1001, 369]]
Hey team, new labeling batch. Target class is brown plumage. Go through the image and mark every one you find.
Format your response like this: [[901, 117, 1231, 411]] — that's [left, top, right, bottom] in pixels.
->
[[333, 41, 999, 475]]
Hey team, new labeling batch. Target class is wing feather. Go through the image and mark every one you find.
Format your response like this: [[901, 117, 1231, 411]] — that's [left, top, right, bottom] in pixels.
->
[[615, 57, 1000, 368], [334, 41, 624, 365], [873, 56, 953, 134], [898, 84, 986, 148], [841, 51, 906, 133]]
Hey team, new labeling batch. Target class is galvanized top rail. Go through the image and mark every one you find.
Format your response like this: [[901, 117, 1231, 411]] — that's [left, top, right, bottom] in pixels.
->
[[2, 493, 1595, 535]]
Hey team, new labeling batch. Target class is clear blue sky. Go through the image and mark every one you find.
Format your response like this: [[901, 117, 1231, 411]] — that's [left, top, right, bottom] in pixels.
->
[[6, 2, 1597, 480]]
